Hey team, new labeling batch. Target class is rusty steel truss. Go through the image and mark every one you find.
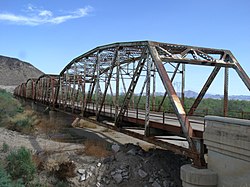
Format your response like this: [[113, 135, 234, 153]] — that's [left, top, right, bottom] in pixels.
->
[[14, 41, 250, 167]]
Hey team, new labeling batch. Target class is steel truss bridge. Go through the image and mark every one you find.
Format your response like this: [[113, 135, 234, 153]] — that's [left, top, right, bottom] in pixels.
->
[[14, 41, 250, 167]]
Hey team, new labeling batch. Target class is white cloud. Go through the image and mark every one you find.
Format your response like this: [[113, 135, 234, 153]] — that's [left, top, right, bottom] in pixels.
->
[[39, 10, 53, 17], [0, 5, 92, 26]]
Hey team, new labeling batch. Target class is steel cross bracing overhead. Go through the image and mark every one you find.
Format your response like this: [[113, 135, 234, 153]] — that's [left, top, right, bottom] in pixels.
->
[[14, 41, 250, 167]]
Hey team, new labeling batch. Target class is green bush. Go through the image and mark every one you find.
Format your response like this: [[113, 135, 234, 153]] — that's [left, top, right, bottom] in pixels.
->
[[2, 142, 9, 153], [55, 181, 68, 187], [15, 118, 32, 130], [6, 147, 36, 184], [0, 165, 12, 187], [0, 164, 24, 187], [7, 111, 37, 134], [0, 89, 23, 122]]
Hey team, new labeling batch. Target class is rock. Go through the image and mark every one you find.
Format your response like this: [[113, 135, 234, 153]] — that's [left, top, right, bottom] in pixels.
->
[[103, 157, 111, 164], [90, 166, 95, 172], [169, 181, 175, 187], [103, 177, 110, 185], [152, 181, 162, 187], [77, 168, 85, 175], [163, 180, 170, 187], [121, 171, 129, 177], [158, 169, 166, 176], [80, 173, 86, 181], [138, 149, 145, 156], [127, 148, 137, 156], [149, 177, 154, 183], [97, 162, 101, 167], [112, 173, 123, 184], [86, 171, 93, 179], [79, 170, 93, 182], [116, 169, 123, 174], [97, 175, 102, 181], [120, 164, 129, 170], [96, 182, 101, 187], [72, 118, 79, 127], [111, 143, 120, 153], [102, 156, 115, 164], [138, 169, 148, 178], [123, 175, 129, 179]]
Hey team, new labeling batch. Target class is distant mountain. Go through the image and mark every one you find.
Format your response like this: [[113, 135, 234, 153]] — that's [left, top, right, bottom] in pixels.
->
[[228, 95, 250, 101], [0, 55, 43, 92], [184, 90, 250, 101], [156, 90, 250, 101]]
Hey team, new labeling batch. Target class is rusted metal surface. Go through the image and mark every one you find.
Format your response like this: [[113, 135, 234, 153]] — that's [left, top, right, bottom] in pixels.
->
[[14, 41, 250, 168], [224, 67, 229, 117], [34, 74, 59, 109], [188, 67, 221, 116]]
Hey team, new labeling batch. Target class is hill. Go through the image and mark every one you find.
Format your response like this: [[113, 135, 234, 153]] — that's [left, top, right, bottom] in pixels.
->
[[0, 55, 43, 92]]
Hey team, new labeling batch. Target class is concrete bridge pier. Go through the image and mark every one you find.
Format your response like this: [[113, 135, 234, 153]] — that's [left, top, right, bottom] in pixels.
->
[[181, 164, 217, 187]]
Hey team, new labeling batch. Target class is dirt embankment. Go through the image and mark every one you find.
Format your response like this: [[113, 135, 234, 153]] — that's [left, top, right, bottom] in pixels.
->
[[0, 118, 190, 187]]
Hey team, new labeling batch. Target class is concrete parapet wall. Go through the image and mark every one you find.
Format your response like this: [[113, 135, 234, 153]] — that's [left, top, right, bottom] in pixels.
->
[[204, 116, 250, 187]]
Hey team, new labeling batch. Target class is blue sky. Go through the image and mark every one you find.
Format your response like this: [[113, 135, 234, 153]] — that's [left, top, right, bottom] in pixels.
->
[[0, 0, 249, 95]]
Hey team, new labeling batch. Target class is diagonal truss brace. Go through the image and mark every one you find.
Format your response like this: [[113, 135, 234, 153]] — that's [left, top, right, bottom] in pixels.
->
[[96, 49, 118, 121], [148, 44, 194, 144], [115, 47, 148, 127], [157, 63, 181, 111], [188, 66, 221, 116]]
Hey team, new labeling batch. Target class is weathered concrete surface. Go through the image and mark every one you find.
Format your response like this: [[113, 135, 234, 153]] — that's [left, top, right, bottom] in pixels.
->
[[204, 116, 250, 187], [49, 110, 57, 125], [180, 164, 217, 187]]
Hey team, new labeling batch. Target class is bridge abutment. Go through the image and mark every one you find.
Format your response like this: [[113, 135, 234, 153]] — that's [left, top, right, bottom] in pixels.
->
[[203, 116, 250, 187], [181, 116, 250, 187]]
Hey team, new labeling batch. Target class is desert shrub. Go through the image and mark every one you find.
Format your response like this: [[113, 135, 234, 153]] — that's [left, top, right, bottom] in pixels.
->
[[0, 89, 23, 123], [6, 147, 36, 184], [0, 165, 12, 187], [2, 142, 9, 153], [8, 110, 37, 133], [55, 181, 68, 187], [0, 164, 24, 187], [55, 161, 76, 181], [28, 178, 48, 187]]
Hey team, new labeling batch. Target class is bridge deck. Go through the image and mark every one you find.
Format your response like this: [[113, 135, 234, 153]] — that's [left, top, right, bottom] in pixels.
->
[[61, 102, 205, 149]]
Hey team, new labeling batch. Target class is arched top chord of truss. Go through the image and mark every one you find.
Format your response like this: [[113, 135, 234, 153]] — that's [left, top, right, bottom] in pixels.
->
[[60, 41, 249, 90], [61, 41, 241, 73], [26, 78, 38, 85], [35, 74, 59, 84]]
